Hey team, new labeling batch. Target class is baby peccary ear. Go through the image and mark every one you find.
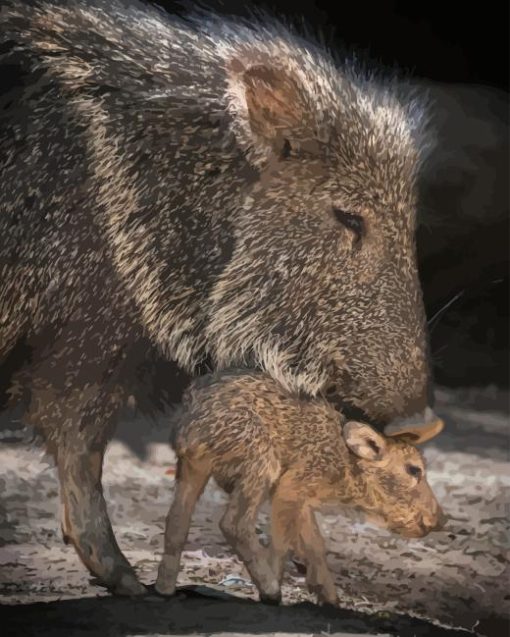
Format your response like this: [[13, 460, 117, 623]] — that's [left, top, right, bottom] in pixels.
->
[[343, 421, 387, 461]]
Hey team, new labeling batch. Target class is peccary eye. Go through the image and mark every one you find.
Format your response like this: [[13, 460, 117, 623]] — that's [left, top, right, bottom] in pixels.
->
[[332, 208, 364, 245], [406, 464, 422, 479], [280, 138, 292, 160]]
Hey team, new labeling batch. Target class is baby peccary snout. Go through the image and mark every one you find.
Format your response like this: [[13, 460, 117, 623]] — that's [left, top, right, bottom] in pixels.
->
[[156, 370, 444, 606]]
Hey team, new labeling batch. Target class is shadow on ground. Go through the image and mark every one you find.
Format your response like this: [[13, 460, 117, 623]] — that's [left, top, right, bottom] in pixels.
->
[[1, 586, 477, 637]]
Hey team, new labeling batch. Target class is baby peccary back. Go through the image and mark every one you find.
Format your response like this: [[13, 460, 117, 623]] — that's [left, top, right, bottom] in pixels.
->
[[156, 370, 445, 606]]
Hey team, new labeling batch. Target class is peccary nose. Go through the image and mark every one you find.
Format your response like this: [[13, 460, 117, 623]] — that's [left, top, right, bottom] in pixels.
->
[[384, 406, 444, 444], [421, 505, 446, 533]]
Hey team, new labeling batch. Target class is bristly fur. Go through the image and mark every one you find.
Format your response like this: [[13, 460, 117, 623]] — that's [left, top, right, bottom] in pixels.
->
[[183, 0, 436, 151]]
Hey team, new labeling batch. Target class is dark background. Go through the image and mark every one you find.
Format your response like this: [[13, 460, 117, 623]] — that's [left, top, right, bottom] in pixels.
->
[[151, 0, 510, 390], [153, 0, 510, 90]]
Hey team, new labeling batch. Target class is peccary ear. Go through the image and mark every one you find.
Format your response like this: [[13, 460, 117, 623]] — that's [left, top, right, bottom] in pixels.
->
[[343, 421, 387, 461], [229, 59, 307, 151], [243, 65, 304, 139]]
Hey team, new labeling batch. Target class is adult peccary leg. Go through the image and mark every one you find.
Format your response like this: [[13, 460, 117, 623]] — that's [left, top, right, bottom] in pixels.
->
[[24, 330, 146, 595], [57, 434, 145, 596], [156, 457, 210, 596], [31, 388, 145, 595]]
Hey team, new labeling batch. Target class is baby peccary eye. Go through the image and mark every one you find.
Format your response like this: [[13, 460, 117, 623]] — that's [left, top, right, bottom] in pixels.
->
[[280, 138, 292, 160], [332, 208, 364, 245], [406, 464, 422, 479]]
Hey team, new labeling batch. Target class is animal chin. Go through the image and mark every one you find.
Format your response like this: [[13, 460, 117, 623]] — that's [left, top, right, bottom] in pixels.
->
[[389, 523, 428, 539], [366, 510, 428, 538], [361, 511, 388, 529]]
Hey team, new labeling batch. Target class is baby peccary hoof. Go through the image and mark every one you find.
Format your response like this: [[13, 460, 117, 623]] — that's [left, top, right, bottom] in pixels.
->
[[154, 580, 176, 597], [318, 599, 340, 611], [259, 591, 282, 606], [155, 555, 179, 597], [308, 584, 339, 609]]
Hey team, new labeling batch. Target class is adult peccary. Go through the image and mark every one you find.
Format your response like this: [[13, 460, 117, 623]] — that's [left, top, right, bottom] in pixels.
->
[[156, 370, 445, 606], [0, 0, 443, 595]]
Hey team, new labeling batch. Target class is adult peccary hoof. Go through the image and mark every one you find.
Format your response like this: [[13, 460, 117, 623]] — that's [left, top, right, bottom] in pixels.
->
[[111, 578, 148, 596]]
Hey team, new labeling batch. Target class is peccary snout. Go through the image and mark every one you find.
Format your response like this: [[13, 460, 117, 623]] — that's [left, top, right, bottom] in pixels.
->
[[392, 500, 446, 538], [398, 503, 446, 538], [420, 500, 447, 533], [385, 406, 445, 444]]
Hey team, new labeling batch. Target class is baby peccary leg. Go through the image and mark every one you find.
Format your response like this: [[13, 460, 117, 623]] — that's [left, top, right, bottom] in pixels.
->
[[156, 458, 210, 596], [220, 480, 281, 604], [298, 506, 338, 606], [270, 472, 338, 607], [268, 472, 300, 585]]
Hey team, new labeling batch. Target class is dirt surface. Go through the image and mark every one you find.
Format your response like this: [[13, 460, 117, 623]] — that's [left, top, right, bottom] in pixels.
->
[[0, 386, 509, 637]]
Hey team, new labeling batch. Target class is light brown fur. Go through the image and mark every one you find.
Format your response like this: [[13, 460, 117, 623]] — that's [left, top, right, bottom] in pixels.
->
[[156, 370, 444, 605]]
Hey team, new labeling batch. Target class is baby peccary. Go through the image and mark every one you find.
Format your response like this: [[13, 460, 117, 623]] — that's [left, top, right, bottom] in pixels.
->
[[156, 370, 445, 606]]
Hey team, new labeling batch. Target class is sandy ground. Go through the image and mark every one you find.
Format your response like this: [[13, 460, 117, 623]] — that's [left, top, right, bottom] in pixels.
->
[[0, 386, 508, 637]]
